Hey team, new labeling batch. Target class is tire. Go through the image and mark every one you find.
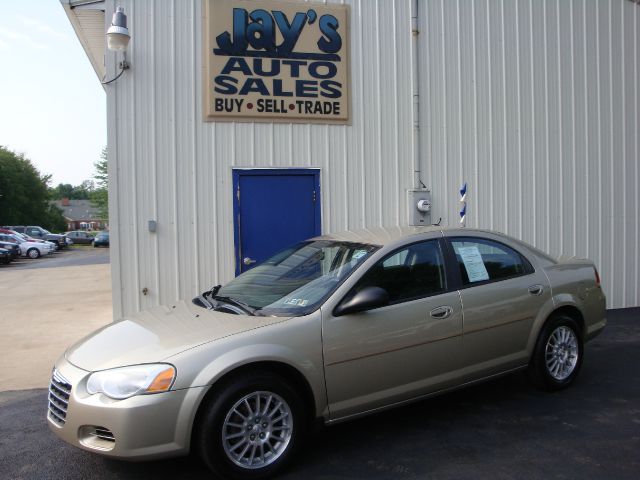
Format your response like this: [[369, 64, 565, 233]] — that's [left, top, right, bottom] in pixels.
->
[[27, 248, 40, 259], [195, 372, 307, 480], [527, 314, 584, 391]]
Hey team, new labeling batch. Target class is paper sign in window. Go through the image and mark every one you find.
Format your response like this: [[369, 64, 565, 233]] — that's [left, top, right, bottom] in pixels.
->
[[457, 246, 490, 282]]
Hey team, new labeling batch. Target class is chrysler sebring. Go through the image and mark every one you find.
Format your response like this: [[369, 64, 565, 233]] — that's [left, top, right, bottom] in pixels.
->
[[48, 227, 606, 479]]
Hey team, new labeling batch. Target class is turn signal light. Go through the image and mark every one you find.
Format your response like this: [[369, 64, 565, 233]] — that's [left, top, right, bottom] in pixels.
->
[[594, 267, 601, 287], [147, 367, 176, 393]]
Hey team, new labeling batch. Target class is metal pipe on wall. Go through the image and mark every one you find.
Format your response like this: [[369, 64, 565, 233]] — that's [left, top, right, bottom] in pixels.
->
[[410, 0, 422, 190]]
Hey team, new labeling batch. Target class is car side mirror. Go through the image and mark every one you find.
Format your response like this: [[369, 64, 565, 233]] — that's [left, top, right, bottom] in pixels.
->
[[334, 286, 390, 317]]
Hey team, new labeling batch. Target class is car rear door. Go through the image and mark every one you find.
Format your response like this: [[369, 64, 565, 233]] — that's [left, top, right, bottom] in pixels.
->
[[444, 234, 551, 379], [322, 238, 464, 419]]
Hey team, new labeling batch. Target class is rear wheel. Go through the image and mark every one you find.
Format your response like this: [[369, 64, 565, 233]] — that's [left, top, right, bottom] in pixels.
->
[[196, 372, 306, 479], [27, 248, 40, 259], [528, 315, 583, 391]]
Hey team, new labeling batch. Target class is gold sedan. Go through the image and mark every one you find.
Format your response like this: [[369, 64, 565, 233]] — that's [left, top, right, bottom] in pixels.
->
[[48, 227, 606, 479]]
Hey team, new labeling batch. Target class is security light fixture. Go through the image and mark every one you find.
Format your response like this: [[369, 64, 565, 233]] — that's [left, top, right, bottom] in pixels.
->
[[103, 6, 130, 85], [106, 6, 130, 51]]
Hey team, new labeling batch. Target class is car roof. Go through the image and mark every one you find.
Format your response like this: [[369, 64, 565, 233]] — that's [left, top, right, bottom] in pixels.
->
[[313, 226, 516, 247], [313, 226, 441, 246]]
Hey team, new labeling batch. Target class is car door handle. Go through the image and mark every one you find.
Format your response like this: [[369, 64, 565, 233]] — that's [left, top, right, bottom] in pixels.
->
[[528, 284, 544, 296], [430, 306, 453, 319]]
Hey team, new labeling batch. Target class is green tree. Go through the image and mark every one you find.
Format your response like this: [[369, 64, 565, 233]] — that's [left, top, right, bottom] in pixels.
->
[[50, 183, 75, 199], [50, 180, 94, 200], [90, 147, 108, 220], [0, 146, 66, 231]]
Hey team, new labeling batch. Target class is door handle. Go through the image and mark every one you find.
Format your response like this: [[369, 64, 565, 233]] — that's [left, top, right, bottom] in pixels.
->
[[528, 284, 544, 296], [243, 257, 257, 266], [430, 306, 453, 319]]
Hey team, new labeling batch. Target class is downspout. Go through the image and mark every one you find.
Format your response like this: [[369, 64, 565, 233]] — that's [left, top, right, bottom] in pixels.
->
[[411, 0, 422, 189]]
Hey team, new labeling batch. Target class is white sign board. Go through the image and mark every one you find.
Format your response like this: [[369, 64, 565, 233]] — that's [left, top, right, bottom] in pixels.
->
[[457, 246, 489, 282]]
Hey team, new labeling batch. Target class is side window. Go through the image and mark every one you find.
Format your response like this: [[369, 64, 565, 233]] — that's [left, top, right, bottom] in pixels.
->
[[351, 240, 446, 303], [450, 237, 532, 285]]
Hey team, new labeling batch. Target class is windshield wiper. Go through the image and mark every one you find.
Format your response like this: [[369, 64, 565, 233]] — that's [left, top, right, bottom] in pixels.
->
[[210, 295, 256, 315], [192, 285, 221, 310]]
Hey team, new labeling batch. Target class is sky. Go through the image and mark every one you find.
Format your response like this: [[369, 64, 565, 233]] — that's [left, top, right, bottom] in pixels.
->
[[0, 0, 106, 187]]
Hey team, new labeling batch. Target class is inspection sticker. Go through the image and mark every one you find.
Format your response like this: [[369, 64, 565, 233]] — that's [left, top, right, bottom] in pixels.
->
[[457, 246, 489, 282], [283, 298, 309, 307]]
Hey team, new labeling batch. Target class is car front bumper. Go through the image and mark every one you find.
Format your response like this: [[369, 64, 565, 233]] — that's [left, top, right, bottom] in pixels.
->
[[47, 357, 206, 460]]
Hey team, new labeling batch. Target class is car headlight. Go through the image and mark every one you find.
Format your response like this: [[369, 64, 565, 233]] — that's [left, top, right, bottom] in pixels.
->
[[86, 364, 176, 400]]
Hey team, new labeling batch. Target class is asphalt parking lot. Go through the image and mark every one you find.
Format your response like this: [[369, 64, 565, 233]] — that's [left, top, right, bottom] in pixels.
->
[[1, 308, 638, 480], [0, 244, 109, 270]]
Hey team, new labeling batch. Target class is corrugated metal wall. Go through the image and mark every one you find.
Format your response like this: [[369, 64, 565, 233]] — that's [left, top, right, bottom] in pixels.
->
[[419, 0, 639, 309], [106, 0, 414, 317], [106, 0, 639, 318]]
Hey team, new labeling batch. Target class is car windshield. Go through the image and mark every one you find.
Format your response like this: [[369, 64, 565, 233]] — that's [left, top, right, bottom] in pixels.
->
[[212, 240, 378, 317], [98, 232, 108, 238]]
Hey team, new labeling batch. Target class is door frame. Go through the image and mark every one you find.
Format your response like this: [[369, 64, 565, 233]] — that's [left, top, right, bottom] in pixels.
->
[[231, 168, 322, 275]]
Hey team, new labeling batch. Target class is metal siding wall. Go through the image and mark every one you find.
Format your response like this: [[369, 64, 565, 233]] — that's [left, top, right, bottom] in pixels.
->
[[106, 0, 638, 316], [107, 0, 414, 318], [419, 0, 639, 308]]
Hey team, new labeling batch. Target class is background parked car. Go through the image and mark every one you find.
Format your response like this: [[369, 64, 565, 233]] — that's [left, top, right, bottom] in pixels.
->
[[3, 226, 67, 250], [93, 231, 109, 247], [0, 233, 50, 259], [0, 240, 20, 260], [13, 233, 55, 255], [66, 231, 95, 245], [13, 232, 57, 252], [0, 247, 11, 264]]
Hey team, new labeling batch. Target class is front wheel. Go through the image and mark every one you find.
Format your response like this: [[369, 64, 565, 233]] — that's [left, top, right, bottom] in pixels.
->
[[27, 248, 40, 259], [528, 315, 583, 391], [195, 372, 307, 479]]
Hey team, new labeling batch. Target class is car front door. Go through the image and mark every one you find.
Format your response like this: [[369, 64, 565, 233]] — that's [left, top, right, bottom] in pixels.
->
[[445, 235, 551, 379], [322, 239, 464, 420]]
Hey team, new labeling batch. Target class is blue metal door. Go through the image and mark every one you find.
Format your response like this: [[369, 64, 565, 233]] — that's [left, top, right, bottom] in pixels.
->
[[232, 169, 321, 274]]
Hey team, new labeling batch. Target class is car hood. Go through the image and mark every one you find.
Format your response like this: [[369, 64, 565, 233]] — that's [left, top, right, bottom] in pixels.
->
[[21, 241, 43, 248], [65, 300, 289, 371]]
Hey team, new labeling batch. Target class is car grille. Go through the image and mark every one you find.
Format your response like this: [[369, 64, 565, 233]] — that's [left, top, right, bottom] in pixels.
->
[[48, 369, 72, 425]]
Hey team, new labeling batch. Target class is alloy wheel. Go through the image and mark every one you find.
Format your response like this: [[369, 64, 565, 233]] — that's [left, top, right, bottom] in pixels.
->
[[221, 391, 293, 470], [545, 326, 579, 380]]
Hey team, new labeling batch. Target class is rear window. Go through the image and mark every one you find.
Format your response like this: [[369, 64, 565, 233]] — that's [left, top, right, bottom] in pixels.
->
[[450, 237, 533, 285]]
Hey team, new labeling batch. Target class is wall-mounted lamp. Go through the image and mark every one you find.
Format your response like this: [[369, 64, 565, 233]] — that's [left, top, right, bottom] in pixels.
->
[[102, 6, 130, 85]]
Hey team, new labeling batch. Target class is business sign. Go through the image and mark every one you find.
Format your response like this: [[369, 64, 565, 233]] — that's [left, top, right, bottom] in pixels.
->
[[203, 0, 350, 123]]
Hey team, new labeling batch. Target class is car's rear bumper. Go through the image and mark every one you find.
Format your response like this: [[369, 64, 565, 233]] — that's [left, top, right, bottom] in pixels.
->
[[586, 317, 607, 342]]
